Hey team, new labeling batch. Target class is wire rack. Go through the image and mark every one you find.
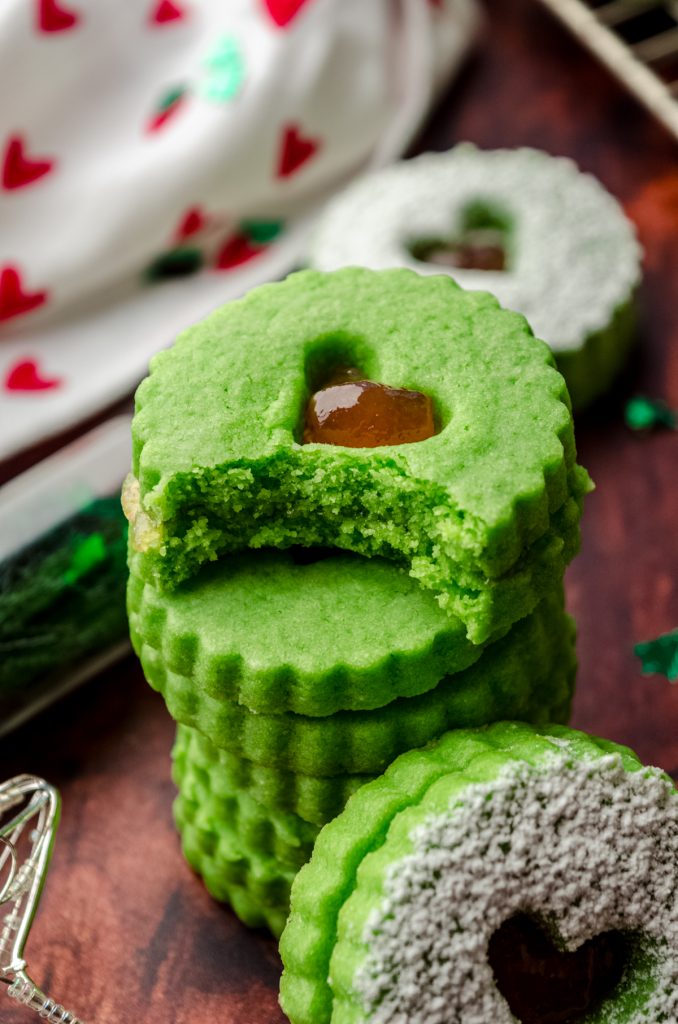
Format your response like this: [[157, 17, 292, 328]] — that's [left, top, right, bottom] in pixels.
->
[[537, 0, 678, 138]]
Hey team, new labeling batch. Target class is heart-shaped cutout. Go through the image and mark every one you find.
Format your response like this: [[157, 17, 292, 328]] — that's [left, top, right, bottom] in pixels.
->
[[5, 359, 62, 392], [488, 914, 630, 1023], [410, 200, 510, 272]]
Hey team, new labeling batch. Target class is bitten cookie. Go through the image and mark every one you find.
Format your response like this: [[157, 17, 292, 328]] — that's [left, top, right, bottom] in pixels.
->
[[126, 267, 590, 643], [280, 722, 678, 1024], [310, 147, 642, 409]]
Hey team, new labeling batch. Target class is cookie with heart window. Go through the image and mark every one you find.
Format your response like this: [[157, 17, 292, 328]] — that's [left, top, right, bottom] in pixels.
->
[[280, 722, 678, 1024], [310, 147, 642, 410], [125, 267, 590, 645]]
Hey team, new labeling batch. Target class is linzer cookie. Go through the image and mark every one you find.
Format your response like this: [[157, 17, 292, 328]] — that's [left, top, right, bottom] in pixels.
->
[[126, 267, 590, 644], [310, 147, 642, 409], [280, 722, 678, 1024]]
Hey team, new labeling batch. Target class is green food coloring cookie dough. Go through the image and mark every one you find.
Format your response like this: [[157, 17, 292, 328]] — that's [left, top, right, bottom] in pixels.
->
[[127, 548, 505, 718], [280, 723, 678, 1024], [173, 727, 319, 936], [127, 267, 590, 644], [132, 589, 575, 775], [174, 725, 370, 827]]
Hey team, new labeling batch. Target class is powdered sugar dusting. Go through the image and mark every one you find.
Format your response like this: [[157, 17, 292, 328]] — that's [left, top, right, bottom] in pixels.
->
[[311, 147, 642, 354], [355, 755, 678, 1023]]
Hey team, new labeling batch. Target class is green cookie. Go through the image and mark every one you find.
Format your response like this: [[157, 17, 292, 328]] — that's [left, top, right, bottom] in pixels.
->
[[127, 267, 590, 643], [173, 732, 319, 937], [176, 810, 292, 938], [133, 590, 575, 775], [127, 547, 502, 717], [174, 725, 371, 827], [280, 723, 678, 1024]]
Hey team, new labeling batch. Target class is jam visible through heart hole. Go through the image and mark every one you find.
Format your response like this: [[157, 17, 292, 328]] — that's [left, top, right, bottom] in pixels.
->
[[488, 914, 630, 1024], [302, 367, 437, 448]]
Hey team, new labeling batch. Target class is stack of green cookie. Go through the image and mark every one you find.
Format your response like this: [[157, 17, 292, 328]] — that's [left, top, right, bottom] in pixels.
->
[[125, 267, 591, 936]]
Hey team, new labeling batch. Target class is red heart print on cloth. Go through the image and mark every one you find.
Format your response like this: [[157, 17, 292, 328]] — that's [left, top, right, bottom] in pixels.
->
[[174, 206, 206, 242], [215, 233, 265, 269], [37, 0, 81, 32], [147, 87, 186, 133], [2, 135, 55, 190], [150, 0, 187, 24], [277, 123, 320, 178], [5, 359, 61, 392], [0, 267, 48, 323], [262, 0, 312, 28]]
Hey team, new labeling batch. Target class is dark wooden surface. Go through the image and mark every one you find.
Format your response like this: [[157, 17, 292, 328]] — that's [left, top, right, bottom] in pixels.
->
[[2, 1, 678, 1021]]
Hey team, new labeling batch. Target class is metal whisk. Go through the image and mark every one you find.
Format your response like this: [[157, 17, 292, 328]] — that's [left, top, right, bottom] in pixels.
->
[[0, 776, 84, 1023]]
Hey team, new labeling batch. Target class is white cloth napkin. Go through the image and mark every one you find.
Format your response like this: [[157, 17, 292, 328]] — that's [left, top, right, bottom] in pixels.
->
[[0, 0, 478, 456]]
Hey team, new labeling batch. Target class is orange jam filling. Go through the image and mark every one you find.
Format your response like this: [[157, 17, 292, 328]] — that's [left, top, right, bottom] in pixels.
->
[[302, 367, 436, 448]]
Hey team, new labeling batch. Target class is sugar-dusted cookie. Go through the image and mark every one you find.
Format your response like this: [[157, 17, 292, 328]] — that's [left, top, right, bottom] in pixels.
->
[[310, 147, 642, 409], [126, 268, 590, 644], [132, 590, 575, 775], [280, 722, 678, 1024]]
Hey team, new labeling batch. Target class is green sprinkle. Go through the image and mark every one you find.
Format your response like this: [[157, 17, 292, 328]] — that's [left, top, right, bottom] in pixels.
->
[[635, 630, 678, 681], [146, 248, 203, 281], [63, 533, 107, 586], [241, 219, 284, 244], [625, 396, 677, 431]]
